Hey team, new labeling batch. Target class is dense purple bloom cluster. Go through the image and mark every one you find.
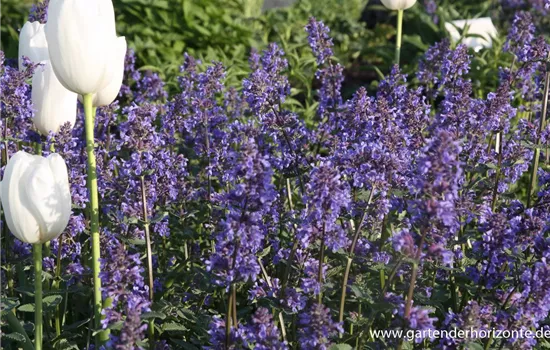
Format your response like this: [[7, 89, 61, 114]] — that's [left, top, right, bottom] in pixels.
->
[[298, 303, 343, 350], [99, 235, 150, 348], [298, 161, 350, 251], [120, 50, 168, 105], [206, 140, 277, 286], [1, 56, 38, 146], [208, 307, 287, 349]]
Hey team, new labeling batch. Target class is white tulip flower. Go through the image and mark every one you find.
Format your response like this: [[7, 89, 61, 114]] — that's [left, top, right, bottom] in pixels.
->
[[445, 17, 498, 52], [18, 21, 49, 71], [45, 0, 121, 95], [0, 151, 72, 244], [381, 0, 417, 11], [32, 60, 78, 135]]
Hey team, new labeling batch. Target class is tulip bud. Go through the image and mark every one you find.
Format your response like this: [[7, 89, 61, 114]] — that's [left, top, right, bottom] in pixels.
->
[[45, 0, 121, 95], [32, 60, 78, 135], [0, 151, 72, 244], [88, 37, 127, 107], [18, 21, 49, 71], [381, 0, 417, 10]]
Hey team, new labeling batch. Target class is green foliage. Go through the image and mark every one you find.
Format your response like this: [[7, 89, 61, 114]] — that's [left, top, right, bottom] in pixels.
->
[[0, 0, 33, 58], [114, 0, 263, 80]]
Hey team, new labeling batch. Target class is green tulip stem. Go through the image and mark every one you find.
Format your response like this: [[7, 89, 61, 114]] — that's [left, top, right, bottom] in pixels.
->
[[53, 233, 63, 347], [395, 9, 404, 66], [33, 243, 43, 350], [83, 94, 106, 345]]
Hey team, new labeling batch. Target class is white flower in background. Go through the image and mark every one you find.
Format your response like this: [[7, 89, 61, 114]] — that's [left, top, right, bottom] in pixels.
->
[[445, 17, 498, 52], [381, 0, 417, 10], [18, 21, 49, 71], [45, 0, 122, 95], [32, 60, 78, 135], [0, 151, 72, 244]]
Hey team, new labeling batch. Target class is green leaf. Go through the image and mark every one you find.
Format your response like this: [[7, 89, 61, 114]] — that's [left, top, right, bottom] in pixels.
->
[[464, 342, 485, 350], [17, 295, 63, 312], [18, 303, 35, 313], [257, 246, 271, 258], [63, 318, 91, 331], [105, 321, 124, 332], [43, 295, 63, 310], [141, 311, 167, 320], [162, 322, 187, 332], [151, 211, 169, 223], [329, 345, 353, 350], [3, 332, 26, 342], [1, 297, 20, 315]]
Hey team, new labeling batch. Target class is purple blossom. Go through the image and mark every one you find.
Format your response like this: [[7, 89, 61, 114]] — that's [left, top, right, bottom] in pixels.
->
[[306, 18, 344, 117], [298, 303, 343, 350], [298, 161, 351, 251], [28, 0, 49, 23], [242, 308, 288, 349], [99, 236, 150, 336], [119, 50, 167, 105], [206, 140, 277, 286], [305, 17, 334, 65]]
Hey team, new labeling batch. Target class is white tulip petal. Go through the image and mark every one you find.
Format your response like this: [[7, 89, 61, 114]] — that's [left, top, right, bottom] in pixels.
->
[[46, 0, 119, 94], [18, 21, 49, 71], [92, 36, 127, 107], [47, 154, 72, 237], [32, 60, 78, 135], [445, 18, 498, 52], [1, 152, 41, 243], [24, 158, 56, 238], [381, 0, 417, 10]]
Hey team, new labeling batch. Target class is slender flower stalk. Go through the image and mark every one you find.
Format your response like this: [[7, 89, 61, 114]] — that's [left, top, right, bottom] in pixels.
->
[[403, 231, 427, 319], [232, 284, 238, 327], [258, 257, 288, 341], [339, 189, 374, 324], [396, 230, 427, 350], [1, 124, 10, 302], [280, 179, 300, 296], [83, 94, 105, 344], [140, 175, 155, 346], [527, 55, 550, 207], [225, 288, 233, 348], [33, 243, 43, 350], [317, 225, 326, 305], [395, 9, 404, 65]]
